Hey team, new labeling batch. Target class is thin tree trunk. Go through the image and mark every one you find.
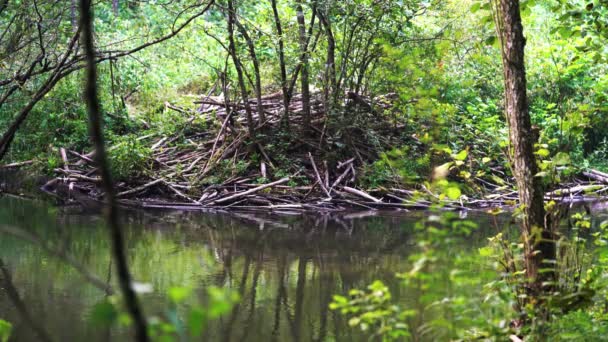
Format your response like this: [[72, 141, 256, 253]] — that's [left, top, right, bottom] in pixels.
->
[[317, 9, 336, 111], [296, 0, 311, 132], [71, 0, 77, 29], [112, 0, 118, 16], [235, 19, 265, 124], [494, 0, 555, 295], [270, 0, 290, 127], [80, 1, 149, 341], [226, 0, 255, 138]]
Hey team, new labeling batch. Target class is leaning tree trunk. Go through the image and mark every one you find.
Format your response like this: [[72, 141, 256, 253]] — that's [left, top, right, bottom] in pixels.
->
[[226, 0, 256, 139], [495, 0, 555, 296]]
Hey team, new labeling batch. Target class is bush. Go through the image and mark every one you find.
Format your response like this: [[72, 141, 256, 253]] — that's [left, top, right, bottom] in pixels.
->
[[107, 134, 152, 180]]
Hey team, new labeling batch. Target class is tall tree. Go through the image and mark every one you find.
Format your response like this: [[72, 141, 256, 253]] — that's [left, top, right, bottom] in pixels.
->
[[235, 19, 266, 124], [493, 0, 555, 295], [295, 0, 311, 132], [317, 7, 336, 111], [270, 0, 290, 127]]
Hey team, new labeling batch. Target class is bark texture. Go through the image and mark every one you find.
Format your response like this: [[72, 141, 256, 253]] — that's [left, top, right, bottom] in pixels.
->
[[497, 0, 555, 294]]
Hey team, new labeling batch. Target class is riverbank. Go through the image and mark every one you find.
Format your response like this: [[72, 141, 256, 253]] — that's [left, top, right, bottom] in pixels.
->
[[2, 91, 608, 213]]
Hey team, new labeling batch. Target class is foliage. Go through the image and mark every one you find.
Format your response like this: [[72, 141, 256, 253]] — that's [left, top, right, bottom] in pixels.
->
[[90, 284, 239, 341], [330, 280, 413, 340], [333, 211, 608, 341], [0, 320, 11, 342], [107, 134, 152, 180]]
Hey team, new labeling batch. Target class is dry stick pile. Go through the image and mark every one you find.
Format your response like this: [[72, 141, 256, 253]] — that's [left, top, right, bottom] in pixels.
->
[[5, 91, 608, 212]]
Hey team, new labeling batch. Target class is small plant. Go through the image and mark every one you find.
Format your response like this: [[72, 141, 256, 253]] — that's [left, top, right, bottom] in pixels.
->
[[90, 285, 239, 341], [108, 134, 152, 180], [330, 280, 413, 341]]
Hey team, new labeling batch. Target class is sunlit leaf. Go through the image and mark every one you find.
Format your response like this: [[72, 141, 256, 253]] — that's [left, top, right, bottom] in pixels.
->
[[0, 320, 12, 342]]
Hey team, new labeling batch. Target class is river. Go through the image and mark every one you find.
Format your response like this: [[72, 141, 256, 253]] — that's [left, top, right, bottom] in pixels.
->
[[1, 195, 607, 341]]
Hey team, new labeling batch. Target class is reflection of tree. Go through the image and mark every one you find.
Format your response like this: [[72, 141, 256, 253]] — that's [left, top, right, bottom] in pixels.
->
[[3, 197, 481, 341], [0, 258, 53, 342], [292, 256, 307, 342], [221, 252, 251, 342], [271, 252, 287, 342], [238, 248, 263, 342]]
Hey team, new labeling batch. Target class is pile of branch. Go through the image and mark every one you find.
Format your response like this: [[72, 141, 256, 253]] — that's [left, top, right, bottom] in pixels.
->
[[3, 89, 608, 212]]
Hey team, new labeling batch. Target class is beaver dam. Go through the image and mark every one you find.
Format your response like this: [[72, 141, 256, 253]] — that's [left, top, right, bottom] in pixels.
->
[[3, 91, 607, 213]]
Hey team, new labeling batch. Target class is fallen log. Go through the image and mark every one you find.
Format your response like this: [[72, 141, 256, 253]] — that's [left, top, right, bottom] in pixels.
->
[[583, 170, 608, 184], [547, 184, 604, 196], [342, 186, 382, 203], [207, 177, 290, 205], [116, 178, 165, 198]]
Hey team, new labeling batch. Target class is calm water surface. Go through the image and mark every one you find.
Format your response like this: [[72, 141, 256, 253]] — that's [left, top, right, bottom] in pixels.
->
[[1, 195, 606, 341]]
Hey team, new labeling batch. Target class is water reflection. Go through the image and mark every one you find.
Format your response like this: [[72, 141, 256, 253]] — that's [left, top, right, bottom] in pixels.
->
[[4, 196, 602, 341]]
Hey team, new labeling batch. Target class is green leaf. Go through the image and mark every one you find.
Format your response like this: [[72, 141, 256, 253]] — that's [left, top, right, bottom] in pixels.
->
[[0, 320, 12, 342], [188, 308, 207, 337], [470, 2, 481, 13], [89, 301, 117, 326], [552, 152, 570, 166], [445, 186, 461, 200], [454, 149, 467, 161], [484, 36, 497, 46], [168, 286, 192, 304], [535, 148, 550, 158]]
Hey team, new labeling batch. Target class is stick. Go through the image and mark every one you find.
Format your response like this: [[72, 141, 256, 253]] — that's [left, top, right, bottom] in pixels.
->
[[69, 150, 95, 164], [308, 152, 331, 197], [261, 161, 267, 179], [162, 180, 200, 204], [60, 147, 70, 171], [116, 178, 164, 198], [0, 160, 33, 168], [208, 177, 290, 205], [329, 166, 351, 191], [342, 186, 381, 203], [337, 158, 355, 169]]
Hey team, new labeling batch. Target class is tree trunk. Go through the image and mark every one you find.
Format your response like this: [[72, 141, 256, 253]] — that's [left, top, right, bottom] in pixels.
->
[[270, 0, 290, 127], [226, 0, 255, 139], [235, 19, 265, 124], [317, 8, 336, 111], [495, 0, 555, 295], [80, 0, 149, 341], [296, 0, 311, 132], [71, 0, 77, 29]]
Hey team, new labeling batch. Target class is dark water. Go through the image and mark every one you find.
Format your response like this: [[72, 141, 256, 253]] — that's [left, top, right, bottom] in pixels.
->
[[1, 195, 606, 341]]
